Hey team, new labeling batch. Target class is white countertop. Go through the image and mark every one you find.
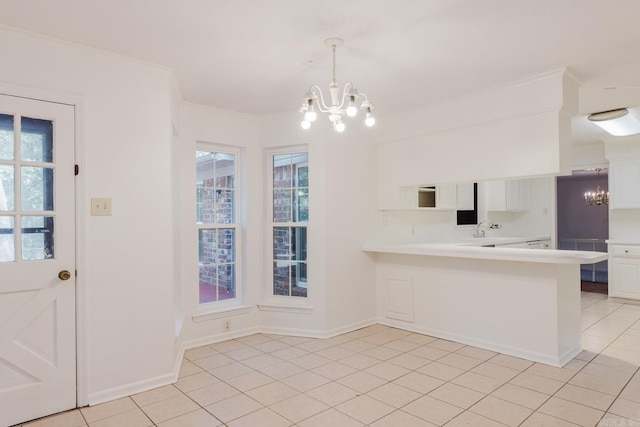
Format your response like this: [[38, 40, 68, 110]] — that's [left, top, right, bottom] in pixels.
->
[[362, 240, 608, 264], [606, 240, 640, 245]]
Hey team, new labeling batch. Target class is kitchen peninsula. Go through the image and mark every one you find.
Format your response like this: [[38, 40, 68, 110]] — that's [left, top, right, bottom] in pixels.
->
[[363, 240, 608, 367]]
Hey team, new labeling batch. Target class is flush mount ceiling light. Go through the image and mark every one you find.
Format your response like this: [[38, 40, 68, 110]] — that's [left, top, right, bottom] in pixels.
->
[[584, 168, 609, 206], [300, 38, 375, 132], [587, 108, 640, 136]]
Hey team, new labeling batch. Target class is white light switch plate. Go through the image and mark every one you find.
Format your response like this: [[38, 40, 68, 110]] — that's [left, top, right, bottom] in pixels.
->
[[91, 198, 112, 216]]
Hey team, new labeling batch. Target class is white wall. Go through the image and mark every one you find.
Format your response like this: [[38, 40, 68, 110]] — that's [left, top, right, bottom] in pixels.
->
[[0, 26, 176, 403]]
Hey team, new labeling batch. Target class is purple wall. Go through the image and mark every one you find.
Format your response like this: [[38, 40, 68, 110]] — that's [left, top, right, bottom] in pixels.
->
[[556, 172, 609, 240]]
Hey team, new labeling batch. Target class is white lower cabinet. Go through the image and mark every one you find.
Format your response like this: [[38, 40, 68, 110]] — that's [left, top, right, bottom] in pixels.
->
[[609, 243, 640, 300]]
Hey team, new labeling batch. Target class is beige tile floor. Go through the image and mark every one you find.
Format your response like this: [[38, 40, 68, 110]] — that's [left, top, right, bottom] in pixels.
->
[[18, 292, 640, 427]]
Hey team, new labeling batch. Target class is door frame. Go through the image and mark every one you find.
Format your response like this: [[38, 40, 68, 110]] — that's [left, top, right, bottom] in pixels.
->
[[0, 81, 88, 408]]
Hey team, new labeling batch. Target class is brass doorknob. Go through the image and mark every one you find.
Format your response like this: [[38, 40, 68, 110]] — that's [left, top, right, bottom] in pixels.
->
[[58, 270, 71, 281]]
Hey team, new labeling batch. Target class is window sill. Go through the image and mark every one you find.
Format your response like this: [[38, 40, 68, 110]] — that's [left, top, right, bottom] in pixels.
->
[[192, 304, 253, 323], [257, 303, 314, 314]]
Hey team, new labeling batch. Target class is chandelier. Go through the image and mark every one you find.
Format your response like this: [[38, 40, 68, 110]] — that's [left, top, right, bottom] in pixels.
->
[[584, 168, 609, 206], [300, 38, 375, 132]]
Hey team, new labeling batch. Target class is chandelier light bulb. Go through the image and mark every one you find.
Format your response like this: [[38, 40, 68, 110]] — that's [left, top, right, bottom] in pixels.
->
[[301, 120, 311, 130], [304, 100, 317, 122], [365, 112, 376, 127], [346, 95, 358, 117], [336, 120, 346, 132]]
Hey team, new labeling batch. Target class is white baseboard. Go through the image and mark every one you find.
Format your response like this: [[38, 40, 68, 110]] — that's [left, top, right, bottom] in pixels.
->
[[378, 317, 578, 367], [87, 372, 176, 406]]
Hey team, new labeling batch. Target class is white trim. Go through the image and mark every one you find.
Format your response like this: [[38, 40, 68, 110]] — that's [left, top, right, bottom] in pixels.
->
[[87, 372, 176, 406], [258, 318, 377, 339], [257, 304, 313, 314], [181, 326, 261, 352], [192, 304, 253, 322], [377, 317, 579, 368]]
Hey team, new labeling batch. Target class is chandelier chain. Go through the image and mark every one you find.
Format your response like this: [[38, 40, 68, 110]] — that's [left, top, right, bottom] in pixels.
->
[[332, 44, 337, 84]]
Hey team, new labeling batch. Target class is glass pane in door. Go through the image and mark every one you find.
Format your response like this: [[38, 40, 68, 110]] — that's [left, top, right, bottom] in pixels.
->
[[21, 117, 53, 163], [0, 165, 14, 211], [0, 216, 14, 262], [21, 216, 54, 260], [21, 167, 54, 211], [0, 114, 14, 160]]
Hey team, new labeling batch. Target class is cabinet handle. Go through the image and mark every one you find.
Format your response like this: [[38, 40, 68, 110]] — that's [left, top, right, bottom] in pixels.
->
[[625, 250, 629, 254]]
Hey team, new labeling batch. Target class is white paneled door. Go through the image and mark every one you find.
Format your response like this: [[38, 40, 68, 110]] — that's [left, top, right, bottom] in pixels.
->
[[0, 94, 76, 426]]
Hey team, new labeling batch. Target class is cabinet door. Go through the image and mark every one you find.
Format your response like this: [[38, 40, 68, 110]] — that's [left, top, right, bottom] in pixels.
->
[[611, 257, 640, 299], [611, 159, 640, 209], [456, 183, 474, 210], [487, 179, 529, 212], [436, 184, 457, 210]]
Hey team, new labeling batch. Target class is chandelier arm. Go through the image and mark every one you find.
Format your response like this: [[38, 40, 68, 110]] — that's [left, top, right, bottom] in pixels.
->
[[308, 85, 331, 112], [338, 82, 354, 111], [358, 92, 372, 107]]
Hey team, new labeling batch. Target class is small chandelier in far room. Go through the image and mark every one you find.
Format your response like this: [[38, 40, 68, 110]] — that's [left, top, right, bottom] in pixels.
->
[[299, 38, 375, 132], [584, 168, 609, 206]]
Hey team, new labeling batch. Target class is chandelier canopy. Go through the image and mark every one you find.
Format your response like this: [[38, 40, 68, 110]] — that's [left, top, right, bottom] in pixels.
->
[[584, 168, 609, 206], [300, 38, 375, 132]]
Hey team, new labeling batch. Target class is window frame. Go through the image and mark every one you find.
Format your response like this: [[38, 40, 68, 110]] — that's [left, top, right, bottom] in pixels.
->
[[266, 146, 310, 305], [195, 143, 242, 311]]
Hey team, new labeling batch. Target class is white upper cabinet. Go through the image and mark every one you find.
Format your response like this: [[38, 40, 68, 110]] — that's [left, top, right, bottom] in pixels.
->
[[609, 158, 640, 209], [487, 179, 530, 212], [456, 183, 475, 210], [398, 184, 458, 210]]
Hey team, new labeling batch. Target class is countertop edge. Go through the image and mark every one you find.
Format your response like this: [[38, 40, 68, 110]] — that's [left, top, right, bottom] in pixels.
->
[[362, 243, 608, 265]]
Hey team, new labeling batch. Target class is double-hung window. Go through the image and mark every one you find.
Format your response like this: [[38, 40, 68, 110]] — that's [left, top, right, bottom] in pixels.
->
[[271, 151, 308, 298], [196, 147, 239, 305]]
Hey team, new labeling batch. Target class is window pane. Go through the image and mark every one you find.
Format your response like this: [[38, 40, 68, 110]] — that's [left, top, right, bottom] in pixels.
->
[[293, 263, 307, 297], [199, 229, 218, 303], [273, 226, 290, 261], [216, 189, 235, 224], [199, 228, 236, 303], [22, 216, 54, 260], [0, 114, 14, 161], [291, 227, 307, 261], [0, 165, 15, 211], [273, 154, 292, 188], [21, 117, 53, 162], [196, 151, 235, 224], [294, 188, 309, 222], [199, 263, 217, 304], [0, 216, 15, 262], [273, 189, 291, 222], [217, 264, 235, 301], [273, 261, 291, 296], [217, 228, 235, 263], [215, 153, 235, 189], [21, 166, 54, 211]]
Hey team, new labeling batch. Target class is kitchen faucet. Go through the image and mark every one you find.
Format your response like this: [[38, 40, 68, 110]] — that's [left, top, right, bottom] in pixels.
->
[[474, 221, 502, 238]]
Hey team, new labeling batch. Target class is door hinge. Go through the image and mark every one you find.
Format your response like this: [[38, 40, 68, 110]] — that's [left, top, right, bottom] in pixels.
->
[[75, 164, 79, 176]]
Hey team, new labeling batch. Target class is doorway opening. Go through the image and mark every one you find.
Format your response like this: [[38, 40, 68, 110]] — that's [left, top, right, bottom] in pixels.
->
[[556, 170, 609, 294]]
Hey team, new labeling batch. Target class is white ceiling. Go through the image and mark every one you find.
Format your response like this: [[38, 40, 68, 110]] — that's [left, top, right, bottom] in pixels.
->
[[3, 0, 640, 144]]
